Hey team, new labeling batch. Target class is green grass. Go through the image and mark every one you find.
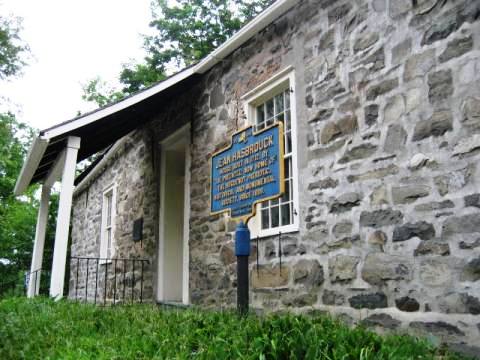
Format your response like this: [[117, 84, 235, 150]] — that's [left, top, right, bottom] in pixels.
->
[[0, 297, 467, 360]]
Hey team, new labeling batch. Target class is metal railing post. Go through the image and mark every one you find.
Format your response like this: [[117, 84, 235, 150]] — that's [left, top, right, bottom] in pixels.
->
[[85, 258, 90, 302], [75, 258, 79, 300], [103, 260, 108, 306], [123, 259, 127, 303], [34, 270, 38, 296], [94, 258, 99, 305], [113, 259, 117, 306], [131, 260, 135, 303], [140, 261, 144, 304]]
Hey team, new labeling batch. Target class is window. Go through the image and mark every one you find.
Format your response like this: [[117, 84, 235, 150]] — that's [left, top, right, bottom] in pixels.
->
[[100, 185, 116, 260], [243, 68, 299, 237]]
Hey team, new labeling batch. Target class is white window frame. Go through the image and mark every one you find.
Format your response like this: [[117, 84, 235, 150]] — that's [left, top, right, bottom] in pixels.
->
[[100, 184, 116, 262], [242, 66, 299, 238]]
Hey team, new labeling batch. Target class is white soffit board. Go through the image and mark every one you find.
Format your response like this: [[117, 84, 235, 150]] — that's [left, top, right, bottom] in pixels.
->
[[14, 136, 49, 196], [41, 67, 196, 140]]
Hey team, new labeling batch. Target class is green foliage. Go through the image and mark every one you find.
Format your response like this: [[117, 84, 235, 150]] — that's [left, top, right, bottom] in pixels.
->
[[0, 114, 37, 278], [0, 113, 32, 200], [0, 114, 57, 295], [119, 62, 167, 95], [0, 297, 469, 360], [0, 15, 28, 80], [121, 0, 273, 93], [0, 11, 56, 295], [83, 0, 273, 105], [81, 77, 126, 108], [0, 12, 41, 293]]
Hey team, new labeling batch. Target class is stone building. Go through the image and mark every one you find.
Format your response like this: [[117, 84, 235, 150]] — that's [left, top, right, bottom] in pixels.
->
[[15, 0, 480, 354]]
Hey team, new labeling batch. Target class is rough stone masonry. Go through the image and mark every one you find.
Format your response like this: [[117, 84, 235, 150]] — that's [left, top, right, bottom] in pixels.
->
[[70, 0, 480, 356]]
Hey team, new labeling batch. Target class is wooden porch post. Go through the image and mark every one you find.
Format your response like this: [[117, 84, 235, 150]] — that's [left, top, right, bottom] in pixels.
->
[[49, 136, 80, 299], [27, 185, 51, 297]]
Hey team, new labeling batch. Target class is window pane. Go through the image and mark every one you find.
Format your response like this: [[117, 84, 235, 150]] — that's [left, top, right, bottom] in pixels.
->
[[275, 93, 284, 114], [285, 110, 291, 130], [256, 105, 265, 125], [285, 131, 292, 154], [281, 203, 291, 226], [266, 117, 274, 127], [290, 179, 294, 202], [271, 206, 279, 227], [284, 158, 290, 178], [276, 113, 285, 124], [106, 194, 112, 225], [266, 99, 274, 119], [261, 209, 269, 230], [107, 229, 112, 258], [271, 197, 279, 206], [261, 200, 269, 209], [282, 179, 290, 202], [285, 89, 290, 109]]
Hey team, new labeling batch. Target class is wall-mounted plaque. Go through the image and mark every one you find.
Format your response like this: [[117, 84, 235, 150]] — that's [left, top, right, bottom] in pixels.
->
[[210, 123, 285, 220]]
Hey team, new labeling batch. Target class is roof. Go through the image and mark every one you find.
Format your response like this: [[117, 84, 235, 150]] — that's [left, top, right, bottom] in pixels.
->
[[14, 0, 298, 195]]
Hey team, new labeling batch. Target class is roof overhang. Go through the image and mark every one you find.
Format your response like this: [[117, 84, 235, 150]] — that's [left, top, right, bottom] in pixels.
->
[[14, 136, 49, 195], [14, 0, 299, 195]]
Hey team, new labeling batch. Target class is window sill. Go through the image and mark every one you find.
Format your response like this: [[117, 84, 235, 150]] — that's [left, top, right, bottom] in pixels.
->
[[252, 224, 299, 239]]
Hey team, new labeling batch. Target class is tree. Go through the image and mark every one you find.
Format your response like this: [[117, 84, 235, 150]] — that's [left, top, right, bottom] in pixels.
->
[[0, 12, 55, 296], [83, 0, 273, 105], [81, 77, 125, 108], [0, 15, 28, 80], [122, 0, 273, 93], [0, 113, 38, 294]]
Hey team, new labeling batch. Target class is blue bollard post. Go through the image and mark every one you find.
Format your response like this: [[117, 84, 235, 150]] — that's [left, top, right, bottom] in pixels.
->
[[235, 221, 250, 314]]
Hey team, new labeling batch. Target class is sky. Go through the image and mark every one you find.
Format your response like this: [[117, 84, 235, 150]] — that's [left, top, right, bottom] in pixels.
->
[[0, 0, 153, 131]]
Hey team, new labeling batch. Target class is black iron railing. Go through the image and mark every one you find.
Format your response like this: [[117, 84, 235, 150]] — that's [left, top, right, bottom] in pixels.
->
[[69, 257, 149, 305], [0, 269, 50, 298], [26, 269, 45, 296]]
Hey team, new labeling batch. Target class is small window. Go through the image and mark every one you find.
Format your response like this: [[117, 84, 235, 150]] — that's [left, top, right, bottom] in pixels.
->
[[243, 68, 299, 237], [100, 185, 116, 260]]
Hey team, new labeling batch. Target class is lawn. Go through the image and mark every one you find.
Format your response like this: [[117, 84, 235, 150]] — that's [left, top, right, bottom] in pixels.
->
[[0, 297, 468, 359]]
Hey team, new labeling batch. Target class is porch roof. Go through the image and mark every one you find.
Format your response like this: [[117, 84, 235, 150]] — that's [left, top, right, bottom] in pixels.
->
[[14, 0, 298, 195]]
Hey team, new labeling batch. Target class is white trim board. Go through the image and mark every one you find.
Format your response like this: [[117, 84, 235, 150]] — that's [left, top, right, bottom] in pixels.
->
[[157, 124, 191, 304], [42, 69, 196, 140], [99, 184, 117, 262], [182, 141, 191, 305], [14, 136, 49, 195]]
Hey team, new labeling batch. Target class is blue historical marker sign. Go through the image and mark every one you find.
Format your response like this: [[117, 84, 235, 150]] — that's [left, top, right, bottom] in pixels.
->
[[211, 123, 285, 219]]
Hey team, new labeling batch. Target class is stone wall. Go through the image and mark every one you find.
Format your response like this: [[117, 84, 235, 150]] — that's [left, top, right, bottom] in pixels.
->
[[69, 0, 480, 353], [69, 130, 158, 303], [183, 0, 480, 354]]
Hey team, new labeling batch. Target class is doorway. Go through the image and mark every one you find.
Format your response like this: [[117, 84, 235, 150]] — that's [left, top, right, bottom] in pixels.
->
[[158, 124, 190, 304]]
